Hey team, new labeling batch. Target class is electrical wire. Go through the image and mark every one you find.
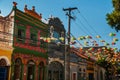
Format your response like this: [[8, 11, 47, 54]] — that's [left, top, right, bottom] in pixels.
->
[[73, 9, 110, 47], [77, 9, 99, 35], [73, 19, 93, 36], [72, 19, 100, 47], [70, 33, 84, 47]]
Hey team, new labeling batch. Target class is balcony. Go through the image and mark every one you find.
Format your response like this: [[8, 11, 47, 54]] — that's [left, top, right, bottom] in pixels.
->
[[14, 36, 47, 48]]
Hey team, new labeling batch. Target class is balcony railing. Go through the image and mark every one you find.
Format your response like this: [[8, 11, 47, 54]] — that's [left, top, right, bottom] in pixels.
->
[[15, 36, 47, 48], [0, 30, 47, 49]]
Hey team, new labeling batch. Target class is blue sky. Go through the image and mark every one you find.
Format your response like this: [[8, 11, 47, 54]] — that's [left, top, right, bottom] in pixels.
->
[[0, 0, 120, 50]]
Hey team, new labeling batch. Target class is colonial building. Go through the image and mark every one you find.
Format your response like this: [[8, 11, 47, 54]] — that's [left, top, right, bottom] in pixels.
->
[[47, 16, 65, 80], [86, 59, 95, 80], [0, 2, 48, 80], [47, 16, 88, 80], [0, 2, 107, 80], [80, 46, 106, 80], [70, 48, 87, 80], [0, 13, 13, 80]]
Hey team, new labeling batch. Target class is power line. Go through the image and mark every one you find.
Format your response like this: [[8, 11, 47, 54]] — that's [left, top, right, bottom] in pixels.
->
[[74, 9, 109, 47], [78, 10, 99, 35], [79, 12, 119, 48], [70, 33, 84, 47], [72, 18, 99, 47], [64, 9, 98, 47], [73, 19, 93, 36]]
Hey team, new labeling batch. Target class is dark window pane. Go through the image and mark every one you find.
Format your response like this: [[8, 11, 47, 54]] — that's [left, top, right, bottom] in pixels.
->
[[18, 29, 24, 38]]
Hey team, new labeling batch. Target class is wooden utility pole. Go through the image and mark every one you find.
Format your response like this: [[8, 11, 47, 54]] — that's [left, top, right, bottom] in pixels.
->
[[63, 7, 77, 80]]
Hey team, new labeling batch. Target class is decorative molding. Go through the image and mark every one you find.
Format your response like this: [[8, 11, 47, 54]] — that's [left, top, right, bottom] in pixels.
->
[[0, 56, 10, 66]]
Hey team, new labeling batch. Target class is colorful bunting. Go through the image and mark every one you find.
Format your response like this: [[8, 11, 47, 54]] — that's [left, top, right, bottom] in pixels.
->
[[71, 37, 76, 41], [113, 38, 118, 42], [109, 32, 116, 36], [100, 40, 105, 42], [85, 35, 92, 39], [112, 41, 116, 45], [104, 42, 109, 46], [59, 37, 64, 41], [78, 36, 85, 40], [84, 41, 89, 46], [39, 34, 119, 57], [96, 35, 101, 38]]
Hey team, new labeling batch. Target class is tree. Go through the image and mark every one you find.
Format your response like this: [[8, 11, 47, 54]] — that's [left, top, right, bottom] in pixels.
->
[[96, 48, 119, 80], [106, 0, 120, 32]]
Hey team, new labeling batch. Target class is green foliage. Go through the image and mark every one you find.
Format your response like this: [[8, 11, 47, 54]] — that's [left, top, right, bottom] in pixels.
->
[[106, 0, 120, 32], [112, 0, 120, 11], [96, 57, 113, 69], [96, 58, 107, 67], [116, 66, 120, 74]]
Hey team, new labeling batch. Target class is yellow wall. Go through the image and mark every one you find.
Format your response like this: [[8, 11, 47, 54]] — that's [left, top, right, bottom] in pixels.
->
[[0, 48, 12, 62], [0, 48, 13, 80]]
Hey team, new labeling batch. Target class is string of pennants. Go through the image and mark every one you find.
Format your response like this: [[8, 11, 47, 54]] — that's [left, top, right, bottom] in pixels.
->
[[41, 32, 118, 50], [40, 32, 120, 61]]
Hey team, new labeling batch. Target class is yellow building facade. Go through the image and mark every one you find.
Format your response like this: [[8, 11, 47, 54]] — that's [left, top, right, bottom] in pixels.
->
[[0, 13, 14, 80]]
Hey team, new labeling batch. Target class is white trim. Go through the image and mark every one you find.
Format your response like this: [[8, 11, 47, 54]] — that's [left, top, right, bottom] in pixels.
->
[[0, 56, 10, 66], [48, 57, 64, 66]]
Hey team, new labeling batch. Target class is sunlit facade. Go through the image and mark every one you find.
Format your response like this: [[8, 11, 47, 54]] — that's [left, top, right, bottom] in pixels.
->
[[47, 17, 65, 80], [0, 2, 48, 80], [0, 9, 14, 80]]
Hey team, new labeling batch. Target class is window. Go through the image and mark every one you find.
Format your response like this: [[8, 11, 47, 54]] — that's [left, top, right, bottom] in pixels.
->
[[30, 33, 37, 45], [83, 69, 86, 72], [78, 73, 81, 80], [0, 67, 7, 80], [30, 33, 36, 41], [18, 29, 25, 39], [14, 58, 22, 80], [48, 61, 64, 80], [0, 59, 7, 66], [72, 73, 77, 80], [79, 68, 81, 72], [48, 70, 51, 80], [39, 62, 44, 80]]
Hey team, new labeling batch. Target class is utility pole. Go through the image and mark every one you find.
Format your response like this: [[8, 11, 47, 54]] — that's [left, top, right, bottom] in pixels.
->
[[63, 7, 77, 80], [0, 10, 1, 14]]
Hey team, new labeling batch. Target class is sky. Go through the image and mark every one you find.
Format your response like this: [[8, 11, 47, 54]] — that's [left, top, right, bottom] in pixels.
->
[[0, 0, 120, 50]]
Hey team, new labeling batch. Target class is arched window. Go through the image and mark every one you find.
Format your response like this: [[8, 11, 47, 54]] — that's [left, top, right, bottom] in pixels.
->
[[39, 62, 44, 80], [27, 60, 35, 80], [0, 59, 7, 66], [78, 68, 82, 80], [48, 61, 64, 80], [14, 58, 22, 80], [0, 58, 8, 80]]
